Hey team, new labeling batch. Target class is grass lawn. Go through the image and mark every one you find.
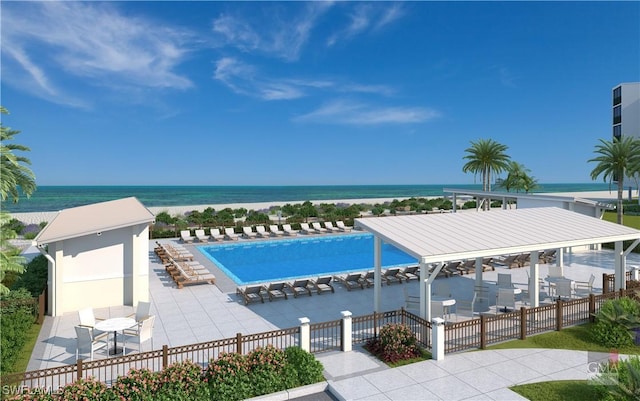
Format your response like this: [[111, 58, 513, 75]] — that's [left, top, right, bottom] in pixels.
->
[[603, 211, 640, 229], [11, 323, 41, 374], [486, 323, 640, 355], [510, 380, 602, 401]]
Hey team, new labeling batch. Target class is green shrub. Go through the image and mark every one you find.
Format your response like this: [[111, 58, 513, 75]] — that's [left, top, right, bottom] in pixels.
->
[[55, 377, 117, 400], [5, 388, 56, 401], [205, 352, 252, 401], [592, 297, 640, 348], [595, 355, 640, 400], [247, 345, 287, 396], [2, 218, 24, 236], [366, 323, 421, 364], [284, 346, 325, 387], [11, 255, 48, 297], [110, 368, 158, 401], [1, 289, 38, 374], [156, 360, 203, 395]]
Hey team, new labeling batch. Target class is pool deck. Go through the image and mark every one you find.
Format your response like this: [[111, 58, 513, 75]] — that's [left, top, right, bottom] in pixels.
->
[[26, 234, 640, 399]]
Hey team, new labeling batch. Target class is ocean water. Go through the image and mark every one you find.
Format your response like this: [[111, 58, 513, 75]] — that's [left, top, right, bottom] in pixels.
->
[[2, 183, 614, 213]]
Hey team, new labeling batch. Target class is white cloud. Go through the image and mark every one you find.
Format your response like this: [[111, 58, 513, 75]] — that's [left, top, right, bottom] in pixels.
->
[[327, 3, 404, 47], [2, 2, 194, 106], [293, 99, 440, 125], [212, 3, 332, 61]]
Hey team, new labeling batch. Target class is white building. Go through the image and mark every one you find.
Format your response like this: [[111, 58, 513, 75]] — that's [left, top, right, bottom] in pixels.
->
[[613, 82, 640, 140], [33, 197, 155, 316]]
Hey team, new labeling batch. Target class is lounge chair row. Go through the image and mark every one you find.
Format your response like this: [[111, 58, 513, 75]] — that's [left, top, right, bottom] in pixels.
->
[[165, 257, 216, 289], [180, 221, 353, 243], [333, 266, 420, 290], [154, 242, 195, 264], [493, 250, 556, 269], [237, 277, 335, 305]]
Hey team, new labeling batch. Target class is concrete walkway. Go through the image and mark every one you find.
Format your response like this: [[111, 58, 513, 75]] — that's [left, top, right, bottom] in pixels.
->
[[315, 346, 616, 401]]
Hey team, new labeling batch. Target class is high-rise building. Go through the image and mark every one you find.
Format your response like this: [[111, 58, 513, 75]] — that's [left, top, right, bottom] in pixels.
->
[[612, 82, 640, 141]]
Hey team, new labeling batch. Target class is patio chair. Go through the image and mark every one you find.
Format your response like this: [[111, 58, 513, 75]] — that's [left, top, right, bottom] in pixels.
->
[[255, 226, 270, 238], [323, 222, 340, 233], [75, 326, 108, 361], [575, 274, 596, 296], [311, 222, 328, 234], [264, 282, 288, 301], [78, 308, 108, 339], [404, 287, 420, 312], [180, 230, 194, 243], [127, 301, 151, 323], [123, 315, 155, 355], [237, 285, 265, 305], [432, 281, 451, 298], [496, 288, 516, 313], [287, 279, 313, 297], [209, 228, 224, 241], [195, 229, 209, 243], [282, 224, 298, 236], [224, 227, 239, 240], [269, 225, 285, 236], [333, 273, 364, 290], [382, 268, 403, 285], [242, 226, 257, 239], [431, 301, 455, 321], [299, 223, 313, 235], [555, 279, 574, 301], [399, 265, 419, 281], [311, 276, 335, 294], [497, 273, 515, 289], [336, 221, 352, 232]]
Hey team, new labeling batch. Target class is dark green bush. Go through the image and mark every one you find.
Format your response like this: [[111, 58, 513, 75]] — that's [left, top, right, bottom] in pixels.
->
[[1, 288, 38, 374], [284, 346, 325, 386], [156, 360, 205, 396], [247, 345, 287, 396], [592, 297, 640, 348], [2, 218, 24, 236], [11, 255, 48, 297], [205, 352, 252, 401], [595, 355, 640, 400]]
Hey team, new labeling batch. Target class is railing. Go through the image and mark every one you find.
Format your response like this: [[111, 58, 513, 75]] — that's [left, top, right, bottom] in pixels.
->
[[4, 288, 640, 392], [602, 271, 633, 294]]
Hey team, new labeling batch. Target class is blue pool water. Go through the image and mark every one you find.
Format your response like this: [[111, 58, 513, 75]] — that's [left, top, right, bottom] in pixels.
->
[[198, 233, 417, 285]]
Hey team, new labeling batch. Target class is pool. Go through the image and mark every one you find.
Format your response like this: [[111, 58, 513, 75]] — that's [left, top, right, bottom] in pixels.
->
[[198, 233, 417, 285]]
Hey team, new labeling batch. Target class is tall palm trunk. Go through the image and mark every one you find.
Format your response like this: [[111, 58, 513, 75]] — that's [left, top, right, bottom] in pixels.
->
[[617, 173, 624, 225]]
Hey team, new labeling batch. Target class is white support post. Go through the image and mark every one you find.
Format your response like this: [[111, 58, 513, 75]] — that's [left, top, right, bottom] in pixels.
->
[[341, 311, 352, 352], [431, 317, 445, 360], [556, 248, 564, 277], [299, 317, 310, 352], [633, 266, 640, 282], [615, 241, 626, 291], [374, 237, 382, 313], [530, 251, 540, 307], [419, 261, 427, 318], [475, 257, 483, 289]]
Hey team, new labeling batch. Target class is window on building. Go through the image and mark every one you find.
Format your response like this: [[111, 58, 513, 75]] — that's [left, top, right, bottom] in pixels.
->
[[613, 86, 622, 106], [613, 124, 622, 140], [613, 105, 622, 125]]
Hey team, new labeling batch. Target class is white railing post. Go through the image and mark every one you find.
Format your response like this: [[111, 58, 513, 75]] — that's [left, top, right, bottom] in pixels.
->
[[341, 311, 352, 352], [632, 266, 640, 282], [299, 317, 310, 352], [431, 317, 445, 360]]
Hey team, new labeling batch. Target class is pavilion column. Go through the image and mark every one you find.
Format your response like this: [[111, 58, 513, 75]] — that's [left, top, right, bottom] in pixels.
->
[[614, 241, 626, 290], [556, 248, 564, 276], [374, 236, 382, 312], [529, 251, 540, 307], [474, 257, 483, 289], [419, 261, 427, 318]]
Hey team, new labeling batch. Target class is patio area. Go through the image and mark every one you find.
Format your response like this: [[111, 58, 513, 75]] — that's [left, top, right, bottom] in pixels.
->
[[27, 236, 640, 372]]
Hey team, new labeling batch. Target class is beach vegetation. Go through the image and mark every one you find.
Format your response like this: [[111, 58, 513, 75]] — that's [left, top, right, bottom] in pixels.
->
[[1, 288, 39, 375], [244, 211, 270, 224], [462, 138, 510, 210], [0, 107, 37, 204], [496, 160, 539, 193], [1, 212, 27, 295], [589, 136, 640, 225], [591, 297, 640, 349]]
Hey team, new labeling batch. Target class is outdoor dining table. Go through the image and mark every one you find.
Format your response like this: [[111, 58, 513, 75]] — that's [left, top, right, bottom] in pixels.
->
[[94, 317, 137, 355]]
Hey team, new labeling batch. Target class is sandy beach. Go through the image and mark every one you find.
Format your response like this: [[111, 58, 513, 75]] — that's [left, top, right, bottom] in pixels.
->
[[7, 190, 625, 225]]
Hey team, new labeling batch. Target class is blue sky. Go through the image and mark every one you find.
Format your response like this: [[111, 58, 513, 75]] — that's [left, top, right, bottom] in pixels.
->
[[1, 1, 639, 186]]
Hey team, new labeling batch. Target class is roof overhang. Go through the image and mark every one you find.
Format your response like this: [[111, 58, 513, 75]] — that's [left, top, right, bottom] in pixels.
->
[[355, 207, 640, 265], [34, 197, 155, 245]]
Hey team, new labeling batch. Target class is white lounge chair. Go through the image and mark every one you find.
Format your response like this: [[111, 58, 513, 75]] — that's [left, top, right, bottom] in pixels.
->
[[209, 228, 224, 241], [224, 227, 239, 240], [323, 222, 340, 232], [242, 226, 257, 239], [180, 230, 194, 243], [195, 229, 209, 243], [336, 221, 352, 232], [299, 223, 313, 234], [282, 224, 297, 236], [255, 226, 270, 238], [311, 222, 328, 234], [269, 225, 285, 236]]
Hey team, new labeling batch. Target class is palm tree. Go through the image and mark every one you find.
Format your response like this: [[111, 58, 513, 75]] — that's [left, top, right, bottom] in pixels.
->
[[1, 107, 36, 203], [498, 161, 539, 193], [589, 136, 640, 224], [1, 106, 36, 294], [462, 138, 510, 210]]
